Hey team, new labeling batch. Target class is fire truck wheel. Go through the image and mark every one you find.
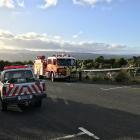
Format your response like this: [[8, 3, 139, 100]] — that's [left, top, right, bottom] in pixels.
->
[[0, 101, 7, 111], [35, 100, 42, 107], [51, 73, 55, 82]]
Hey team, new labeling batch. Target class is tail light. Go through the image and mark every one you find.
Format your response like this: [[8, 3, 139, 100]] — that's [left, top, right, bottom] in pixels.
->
[[9, 84, 14, 88], [42, 83, 46, 91]]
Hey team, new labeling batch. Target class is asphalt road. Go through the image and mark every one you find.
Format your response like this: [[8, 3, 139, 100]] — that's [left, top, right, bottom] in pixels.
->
[[0, 81, 140, 140]]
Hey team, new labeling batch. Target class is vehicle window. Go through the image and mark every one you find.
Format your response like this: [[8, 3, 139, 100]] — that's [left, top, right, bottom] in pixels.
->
[[57, 59, 76, 66], [48, 59, 52, 64], [53, 59, 57, 65], [4, 70, 34, 83], [71, 59, 76, 66]]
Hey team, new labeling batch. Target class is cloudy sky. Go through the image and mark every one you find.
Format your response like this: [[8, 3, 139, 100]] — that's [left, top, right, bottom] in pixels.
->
[[0, 0, 140, 54]]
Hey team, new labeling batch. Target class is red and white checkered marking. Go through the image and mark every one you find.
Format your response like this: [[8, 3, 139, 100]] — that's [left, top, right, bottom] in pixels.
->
[[5, 82, 45, 97]]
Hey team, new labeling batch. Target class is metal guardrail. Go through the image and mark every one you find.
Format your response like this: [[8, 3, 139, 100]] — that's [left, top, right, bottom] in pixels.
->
[[82, 67, 140, 72], [70, 67, 140, 81]]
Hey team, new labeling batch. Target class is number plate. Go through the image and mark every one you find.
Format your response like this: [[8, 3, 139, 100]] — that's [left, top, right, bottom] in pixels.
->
[[18, 95, 33, 100]]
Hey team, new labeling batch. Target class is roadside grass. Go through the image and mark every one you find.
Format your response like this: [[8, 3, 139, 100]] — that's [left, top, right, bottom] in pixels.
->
[[81, 70, 140, 85]]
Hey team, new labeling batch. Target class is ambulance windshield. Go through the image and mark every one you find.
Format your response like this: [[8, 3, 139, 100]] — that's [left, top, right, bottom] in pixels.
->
[[4, 70, 34, 83]]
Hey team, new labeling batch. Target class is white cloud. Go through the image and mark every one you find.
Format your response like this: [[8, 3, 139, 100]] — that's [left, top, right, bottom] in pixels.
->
[[17, 0, 24, 7], [73, 0, 112, 7], [40, 0, 58, 9], [0, 30, 14, 39], [0, 0, 115, 9], [0, 0, 24, 8], [0, 0, 15, 8], [40, 0, 113, 9], [53, 35, 62, 40], [0, 30, 127, 54], [73, 31, 83, 39]]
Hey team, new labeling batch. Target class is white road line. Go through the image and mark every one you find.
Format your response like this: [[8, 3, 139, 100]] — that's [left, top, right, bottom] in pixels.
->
[[79, 127, 100, 140], [52, 127, 100, 140], [51, 132, 85, 140], [100, 86, 129, 91]]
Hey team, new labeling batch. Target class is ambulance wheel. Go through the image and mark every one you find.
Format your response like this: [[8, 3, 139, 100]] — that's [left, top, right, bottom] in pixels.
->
[[51, 73, 55, 82], [0, 101, 7, 111], [35, 100, 42, 108]]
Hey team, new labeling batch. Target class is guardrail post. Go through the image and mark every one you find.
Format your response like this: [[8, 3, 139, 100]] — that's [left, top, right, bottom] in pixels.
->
[[79, 71, 82, 81]]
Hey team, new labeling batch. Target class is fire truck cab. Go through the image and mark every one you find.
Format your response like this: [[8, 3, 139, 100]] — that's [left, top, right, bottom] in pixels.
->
[[34, 54, 76, 82]]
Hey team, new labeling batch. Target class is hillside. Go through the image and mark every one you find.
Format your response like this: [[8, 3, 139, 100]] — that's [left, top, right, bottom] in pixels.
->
[[0, 50, 139, 61]]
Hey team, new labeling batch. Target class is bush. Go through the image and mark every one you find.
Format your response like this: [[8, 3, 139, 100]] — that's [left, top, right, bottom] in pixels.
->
[[104, 75, 111, 81], [114, 70, 130, 82], [130, 77, 140, 83], [92, 76, 104, 81], [85, 75, 90, 80]]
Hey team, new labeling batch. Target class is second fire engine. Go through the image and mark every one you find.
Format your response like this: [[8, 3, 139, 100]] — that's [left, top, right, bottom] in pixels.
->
[[34, 54, 76, 81]]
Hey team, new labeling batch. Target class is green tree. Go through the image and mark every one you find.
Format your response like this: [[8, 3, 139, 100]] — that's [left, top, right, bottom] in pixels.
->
[[95, 56, 104, 69], [117, 58, 127, 67], [83, 59, 94, 69], [95, 56, 104, 63]]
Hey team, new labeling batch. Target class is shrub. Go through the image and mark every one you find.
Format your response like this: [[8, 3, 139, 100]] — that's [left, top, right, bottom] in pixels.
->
[[85, 75, 90, 80], [92, 76, 104, 81], [114, 70, 130, 82], [104, 75, 111, 81], [130, 77, 140, 83]]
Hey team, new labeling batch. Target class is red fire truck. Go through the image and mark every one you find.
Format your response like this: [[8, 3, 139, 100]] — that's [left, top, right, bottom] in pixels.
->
[[34, 54, 76, 81]]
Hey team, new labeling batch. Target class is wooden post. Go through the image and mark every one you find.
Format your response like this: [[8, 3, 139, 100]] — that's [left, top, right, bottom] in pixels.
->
[[79, 71, 82, 81]]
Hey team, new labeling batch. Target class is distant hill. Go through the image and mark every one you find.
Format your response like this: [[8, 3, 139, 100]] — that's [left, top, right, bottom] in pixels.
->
[[0, 50, 139, 61]]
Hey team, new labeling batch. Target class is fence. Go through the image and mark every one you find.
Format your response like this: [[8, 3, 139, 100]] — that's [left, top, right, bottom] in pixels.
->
[[70, 67, 140, 81]]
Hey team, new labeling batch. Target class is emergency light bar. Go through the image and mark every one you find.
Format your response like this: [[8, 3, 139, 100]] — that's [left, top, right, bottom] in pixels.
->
[[37, 56, 45, 59], [52, 54, 71, 57], [4, 65, 29, 70]]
